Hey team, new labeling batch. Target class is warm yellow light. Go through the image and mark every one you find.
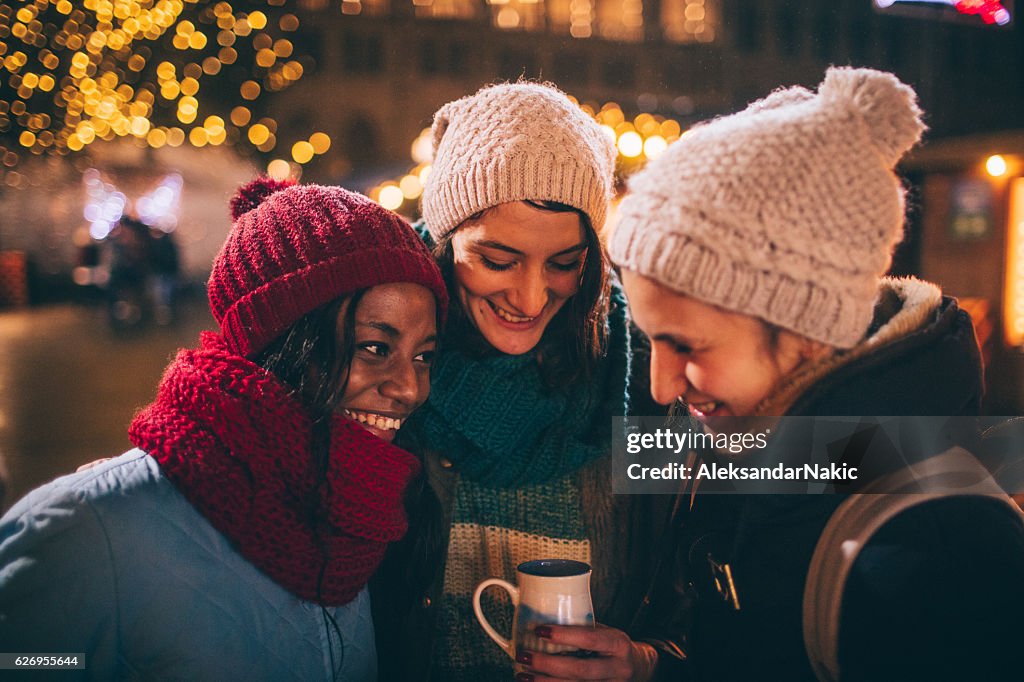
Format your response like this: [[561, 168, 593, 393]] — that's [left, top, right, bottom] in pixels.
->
[[256, 134, 277, 153], [256, 49, 276, 68], [411, 128, 432, 164], [231, 106, 252, 127], [400, 174, 423, 200], [379, 185, 405, 211], [19, 131, 35, 147], [147, 128, 168, 148], [180, 77, 199, 96], [1004, 178, 1024, 346], [280, 14, 300, 31], [248, 11, 268, 30], [167, 128, 186, 147], [497, 7, 520, 27], [281, 61, 303, 80], [240, 80, 260, 100], [178, 96, 198, 116], [598, 105, 625, 126], [273, 39, 294, 58], [189, 127, 209, 147], [161, 82, 181, 100], [248, 123, 270, 145], [130, 116, 150, 136], [267, 158, 291, 180], [291, 140, 314, 164], [309, 132, 331, 154], [644, 135, 668, 159], [617, 131, 643, 158], [987, 154, 1008, 178], [199, 57, 220, 75], [157, 62, 176, 80]]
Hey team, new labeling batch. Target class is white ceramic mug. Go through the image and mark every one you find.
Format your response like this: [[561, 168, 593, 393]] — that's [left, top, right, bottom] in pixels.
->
[[472, 559, 595, 667]]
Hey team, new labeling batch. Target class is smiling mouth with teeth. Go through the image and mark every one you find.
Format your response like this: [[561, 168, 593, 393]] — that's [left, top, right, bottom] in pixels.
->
[[688, 401, 721, 416], [487, 299, 537, 324], [344, 409, 403, 432]]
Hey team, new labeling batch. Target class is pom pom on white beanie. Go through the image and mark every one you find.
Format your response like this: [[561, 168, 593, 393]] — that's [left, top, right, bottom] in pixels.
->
[[421, 82, 616, 240], [609, 67, 926, 349]]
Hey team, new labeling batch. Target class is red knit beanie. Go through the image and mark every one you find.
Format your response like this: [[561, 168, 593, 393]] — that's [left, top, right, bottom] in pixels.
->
[[209, 177, 448, 357]]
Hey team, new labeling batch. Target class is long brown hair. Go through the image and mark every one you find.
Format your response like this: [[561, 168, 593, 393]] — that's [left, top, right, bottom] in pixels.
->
[[432, 200, 610, 387]]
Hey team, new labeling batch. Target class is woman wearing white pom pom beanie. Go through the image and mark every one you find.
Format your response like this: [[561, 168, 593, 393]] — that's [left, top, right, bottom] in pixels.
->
[[588, 68, 1024, 681]]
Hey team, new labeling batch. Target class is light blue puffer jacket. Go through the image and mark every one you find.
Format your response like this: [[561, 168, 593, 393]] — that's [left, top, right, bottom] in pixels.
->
[[0, 449, 376, 681]]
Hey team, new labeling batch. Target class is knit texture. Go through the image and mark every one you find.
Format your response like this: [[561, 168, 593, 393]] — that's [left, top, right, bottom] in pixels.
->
[[405, 279, 633, 487], [610, 67, 926, 348], [209, 178, 447, 358], [421, 82, 616, 239], [128, 332, 421, 606], [433, 475, 590, 681]]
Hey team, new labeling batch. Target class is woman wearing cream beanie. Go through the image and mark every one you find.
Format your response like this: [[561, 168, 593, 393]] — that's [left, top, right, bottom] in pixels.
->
[[372, 82, 675, 681], [607, 67, 1024, 681]]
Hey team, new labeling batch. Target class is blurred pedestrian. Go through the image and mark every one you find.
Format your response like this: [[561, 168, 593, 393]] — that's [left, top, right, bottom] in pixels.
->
[[148, 226, 180, 325], [105, 216, 151, 329], [601, 67, 1024, 681], [0, 178, 448, 680]]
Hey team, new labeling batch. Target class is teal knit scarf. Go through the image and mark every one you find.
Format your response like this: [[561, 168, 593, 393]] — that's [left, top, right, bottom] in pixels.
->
[[407, 281, 632, 487]]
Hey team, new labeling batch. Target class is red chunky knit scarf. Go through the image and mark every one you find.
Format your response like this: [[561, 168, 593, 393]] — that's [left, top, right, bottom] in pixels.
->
[[129, 331, 420, 606]]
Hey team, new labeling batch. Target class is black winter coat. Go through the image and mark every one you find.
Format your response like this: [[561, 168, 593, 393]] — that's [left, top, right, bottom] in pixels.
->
[[635, 285, 1024, 681]]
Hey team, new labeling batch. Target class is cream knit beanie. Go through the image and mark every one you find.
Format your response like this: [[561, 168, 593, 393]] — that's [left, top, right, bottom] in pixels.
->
[[421, 82, 616, 240], [609, 67, 926, 349]]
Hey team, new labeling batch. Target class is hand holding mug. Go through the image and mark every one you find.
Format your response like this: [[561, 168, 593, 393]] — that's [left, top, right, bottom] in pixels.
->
[[473, 559, 595, 670], [513, 624, 658, 682]]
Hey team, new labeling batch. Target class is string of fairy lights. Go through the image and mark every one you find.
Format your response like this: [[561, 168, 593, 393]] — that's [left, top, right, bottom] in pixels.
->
[[0, 0, 322, 186], [0, 0, 689, 196]]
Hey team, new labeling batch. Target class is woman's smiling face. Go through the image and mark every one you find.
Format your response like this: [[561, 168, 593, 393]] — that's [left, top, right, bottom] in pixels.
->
[[450, 201, 587, 356], [622, 270, 814, 422], [337, 282, 438, 442]]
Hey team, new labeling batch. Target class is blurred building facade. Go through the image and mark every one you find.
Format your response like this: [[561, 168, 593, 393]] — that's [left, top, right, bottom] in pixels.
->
[[278, 0, 1023, 178]]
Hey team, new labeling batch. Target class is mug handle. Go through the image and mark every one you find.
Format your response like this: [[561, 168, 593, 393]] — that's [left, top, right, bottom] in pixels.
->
[[473, 578, 519, 659]]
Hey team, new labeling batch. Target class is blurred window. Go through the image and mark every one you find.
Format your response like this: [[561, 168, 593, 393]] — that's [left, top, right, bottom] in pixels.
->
[[487, 0, 546, 31], [662, 0, 720, 44], [414, 0, 479, 19]]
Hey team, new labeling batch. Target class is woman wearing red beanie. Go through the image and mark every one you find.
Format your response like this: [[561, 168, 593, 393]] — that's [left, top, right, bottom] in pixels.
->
[[0, 178, 448, 681]]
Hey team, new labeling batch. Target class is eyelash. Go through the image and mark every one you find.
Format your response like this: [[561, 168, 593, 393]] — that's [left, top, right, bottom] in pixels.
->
[[664, 341, 693, 355], [358, 343, 434, 364], [480, 256, 581, 273]]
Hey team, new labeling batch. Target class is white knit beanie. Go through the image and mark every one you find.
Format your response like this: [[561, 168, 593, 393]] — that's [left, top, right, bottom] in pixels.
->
[[421, 82, 616, 240], [609, 67, 926, 349]]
